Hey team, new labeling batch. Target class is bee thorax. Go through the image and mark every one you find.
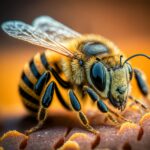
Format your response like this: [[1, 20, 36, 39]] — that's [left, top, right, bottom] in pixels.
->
[[62, 58, 86, 85]]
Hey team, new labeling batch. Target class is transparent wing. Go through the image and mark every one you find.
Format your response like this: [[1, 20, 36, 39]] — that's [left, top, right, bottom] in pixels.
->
[[1, 21, 74, 57], [32, 16, 81, 42]]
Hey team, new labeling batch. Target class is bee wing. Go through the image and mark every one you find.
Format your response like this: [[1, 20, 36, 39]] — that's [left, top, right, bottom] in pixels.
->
[[32, 16, 81, 42], [1, 21, 74, 57]]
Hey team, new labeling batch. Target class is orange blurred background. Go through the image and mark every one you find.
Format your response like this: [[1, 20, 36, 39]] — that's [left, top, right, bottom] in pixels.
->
[[0, 0, 150, 117]]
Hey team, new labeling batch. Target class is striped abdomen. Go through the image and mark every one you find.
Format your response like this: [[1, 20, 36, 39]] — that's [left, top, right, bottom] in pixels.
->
[[19, 50, 61, 115]]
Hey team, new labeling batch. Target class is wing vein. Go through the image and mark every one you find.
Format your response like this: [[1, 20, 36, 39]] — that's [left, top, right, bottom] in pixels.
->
[[1, 20, 75, 57]]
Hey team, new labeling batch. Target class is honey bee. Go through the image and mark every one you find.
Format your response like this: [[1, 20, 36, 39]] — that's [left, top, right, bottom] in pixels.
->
[[1, 16, 150, 135]]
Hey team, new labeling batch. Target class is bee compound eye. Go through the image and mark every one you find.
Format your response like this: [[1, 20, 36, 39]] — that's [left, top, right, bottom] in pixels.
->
[[90, 62, 106, 91], [82, 42, 108, 56]]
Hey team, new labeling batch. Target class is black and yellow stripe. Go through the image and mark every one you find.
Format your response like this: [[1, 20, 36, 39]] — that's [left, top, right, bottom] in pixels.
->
[[40, 52, 49, 69], [29, 59, 41, 79], [19, 50, 71, 115], [19, 51, 51, 114], [21, 72, 34, 90]]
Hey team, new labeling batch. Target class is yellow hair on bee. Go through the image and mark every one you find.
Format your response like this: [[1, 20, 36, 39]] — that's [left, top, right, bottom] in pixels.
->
[[62, 58, 85, 85], [64, 34, 120, 55], [71, 59, 85, 85], [62, 34, 124, 86], [62, 34, 126, 79]]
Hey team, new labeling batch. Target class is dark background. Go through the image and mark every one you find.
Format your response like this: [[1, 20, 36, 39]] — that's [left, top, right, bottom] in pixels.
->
[[0, 0, 150, 49]]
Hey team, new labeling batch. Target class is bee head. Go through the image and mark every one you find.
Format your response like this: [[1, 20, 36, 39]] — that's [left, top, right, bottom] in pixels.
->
[[89, 53, 150, 111], [90, 60, 132, 111], [107, 62, 133, 111]]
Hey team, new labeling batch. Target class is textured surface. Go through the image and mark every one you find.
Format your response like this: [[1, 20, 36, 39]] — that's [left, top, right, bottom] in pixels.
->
[[0, 109, 150, 150]]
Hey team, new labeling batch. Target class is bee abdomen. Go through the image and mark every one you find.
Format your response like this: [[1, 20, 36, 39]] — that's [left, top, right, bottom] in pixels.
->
[[19, 51, 57, 115]]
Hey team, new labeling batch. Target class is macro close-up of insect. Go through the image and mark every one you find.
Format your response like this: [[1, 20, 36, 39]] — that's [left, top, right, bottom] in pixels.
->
[[1, 16, 150, 136]]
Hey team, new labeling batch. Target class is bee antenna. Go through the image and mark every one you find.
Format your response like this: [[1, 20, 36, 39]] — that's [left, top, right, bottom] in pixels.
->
[[123, 53, 150, 66], [120, 55, 123, 67]]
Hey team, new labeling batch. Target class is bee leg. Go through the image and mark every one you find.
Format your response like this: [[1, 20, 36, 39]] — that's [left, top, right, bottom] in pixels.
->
[[25, 81, 55, 135], [68, 89, 99, 134], [128, 95, 149, 112], [25, 108, 47, 135], [134, 69, 149, 96], [34, 71, 50, 95], [49, 66, 71, 89], [97, 100, 121, 126], [48, 66, 71, 110], [55, 83, 71, 111], [83, 86, 132, 124], [108, 108, 132, 123], [83, 86, 120, 124]]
